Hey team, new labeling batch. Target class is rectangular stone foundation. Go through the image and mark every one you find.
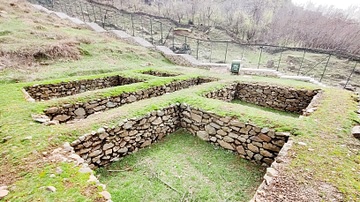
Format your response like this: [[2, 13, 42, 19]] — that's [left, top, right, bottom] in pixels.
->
[[204, 82, 320, 114], [24, 75, 143, 101], [70, 103, 289, 168]]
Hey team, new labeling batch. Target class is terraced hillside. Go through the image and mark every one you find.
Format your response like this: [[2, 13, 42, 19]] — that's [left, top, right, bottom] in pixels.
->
[[0, 1, 359, 202]]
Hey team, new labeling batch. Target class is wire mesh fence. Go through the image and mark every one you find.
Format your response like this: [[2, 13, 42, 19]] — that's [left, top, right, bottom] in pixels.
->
[[28, 0, 360, 91]]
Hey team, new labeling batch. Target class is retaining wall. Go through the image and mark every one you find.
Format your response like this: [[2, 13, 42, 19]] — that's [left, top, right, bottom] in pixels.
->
[[142, 70, 180, 77], [24, 75, 142, 101], [45, 77, 214, 123], [204, 83, 319, 114], [71, 103, 289, 168]]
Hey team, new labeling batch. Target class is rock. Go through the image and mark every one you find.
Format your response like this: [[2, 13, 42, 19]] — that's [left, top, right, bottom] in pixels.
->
[[152, 117, 162, 125], [197, 131, 209, 141], [254, 154, 262, 161], [352, 126, 360, 139], [223, 136, 234, 143], [229, 120, 245, 128], [157, 110, 165, 116], [79, 166, 93, 174], [218, 140, 234, 150], [260, 149, 273, 157], [0, 189, 9, 199], [205, 125, 216, 135], [298, 142, 307, 146], [53, 115, 70, 122], [106, 102, 116, 108], [21, 136, 32, 141], [217, 130, 227, 136], [248, 144, 259, 153], [49, 174, 56, 178], [1, 136, 12, 143], [103, 143, 114, 150], [46, 186, 56, 192], [100, 191, 111, 200], [261, 128, 269, 134], [258, 134, 271, 142], [63, 142, 73, 152], [127, 95, 137, 102], [236, 145, 246, 155], [266, 167, 278, 177], [45, 107, 59, 114], [74, 108, 86, 118], [263, 143, 280, 152], [32, 114, 50, 123], [191, 113, 202, 122], [87, 174, 98, 183], [141, 140, 152, 148], [56, 167, 63, 174], [118, 147, 128, 153], [123, 122, 133, 129], [89, 150, 102, 157]]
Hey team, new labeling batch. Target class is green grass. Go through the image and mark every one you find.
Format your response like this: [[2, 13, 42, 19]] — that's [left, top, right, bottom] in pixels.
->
[[231, 99, 300, 118], [1, 1, 360, 201], [97, 130, 265, 202], [9, 162, 100, 202]]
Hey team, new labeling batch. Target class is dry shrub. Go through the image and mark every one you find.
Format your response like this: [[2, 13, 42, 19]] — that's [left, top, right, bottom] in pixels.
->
[[30, 41, 81, 61], [0, 41, 81, 69]]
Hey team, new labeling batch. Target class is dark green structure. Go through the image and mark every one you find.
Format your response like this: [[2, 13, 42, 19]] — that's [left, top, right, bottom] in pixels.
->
[[231, 60, 241, 74]]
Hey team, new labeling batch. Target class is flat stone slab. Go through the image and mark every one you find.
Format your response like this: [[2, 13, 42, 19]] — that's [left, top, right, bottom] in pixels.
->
[[53, 12, 69, 20], [110, 30, 132, 39], [180, 54, 201, 65], [32, 4, 52, 14], [352, 126, 360, 139], [132, 37, 154, 48], [68, 17, 84, 25], [156, 46, 176, 55], [86, 22, 106, 33]]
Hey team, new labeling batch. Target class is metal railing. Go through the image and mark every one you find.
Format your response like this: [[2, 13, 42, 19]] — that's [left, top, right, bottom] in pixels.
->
[[29, 0, 360, 91]]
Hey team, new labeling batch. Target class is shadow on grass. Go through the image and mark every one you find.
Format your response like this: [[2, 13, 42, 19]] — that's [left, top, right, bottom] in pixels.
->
[[231, 99, 300, 118]]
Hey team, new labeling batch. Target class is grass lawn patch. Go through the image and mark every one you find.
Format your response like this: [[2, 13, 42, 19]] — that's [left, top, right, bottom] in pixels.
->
[[97, 130, 265, 202]]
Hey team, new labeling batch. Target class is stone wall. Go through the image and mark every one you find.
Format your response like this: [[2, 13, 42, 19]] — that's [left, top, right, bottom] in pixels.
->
[[45, 77, 214, 123], [179, 104, 289, 166], [70, 105, 180, 168], [70, 103, 289, 168], [24, 75, 142, 101], [142, 70, 180, 77], [205, 82, 319, 114]]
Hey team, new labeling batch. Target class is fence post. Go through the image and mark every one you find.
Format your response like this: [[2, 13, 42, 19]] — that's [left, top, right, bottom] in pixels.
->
[[172, 31, 175, 50], [130, 13, 135, 36], [277, 47, 283, 71], [241, 45, 245, 60], [297, 50, 306, 76], [160, 22, 163, 44], [224, 42, 229, 63], [79, 1, 86, 22], [150, 18, 153, 44], [91, 4, 97, 22], [140, 16, 144, 38], [344, 61, 358, 88], [196, 39, 200, 60], [209, 41, 213, 63], [320, 54, 331, 82], [257, 47, 263, 69]]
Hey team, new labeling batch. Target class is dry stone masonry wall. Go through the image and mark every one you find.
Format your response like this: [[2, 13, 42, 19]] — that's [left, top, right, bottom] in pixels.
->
[[24, 75, 142, 101], [70, 103, 289, 168], [142, 70, 180, 77], [45, 77, 215, 123], [179, 104, 289, 166], [205, 83, 320, 114], [71, 105, 181, 168]]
